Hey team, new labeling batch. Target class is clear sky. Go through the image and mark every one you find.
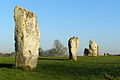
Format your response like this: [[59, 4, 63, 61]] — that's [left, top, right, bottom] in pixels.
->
[[0, 0, 120, 55]]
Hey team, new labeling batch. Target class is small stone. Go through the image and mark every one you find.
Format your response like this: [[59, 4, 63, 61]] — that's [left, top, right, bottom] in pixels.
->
[[84, 48, 89, 56]]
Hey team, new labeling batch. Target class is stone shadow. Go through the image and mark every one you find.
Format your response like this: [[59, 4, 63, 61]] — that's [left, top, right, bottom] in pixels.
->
[[38, 57, 70, 60], [0, 63, 14, 68]]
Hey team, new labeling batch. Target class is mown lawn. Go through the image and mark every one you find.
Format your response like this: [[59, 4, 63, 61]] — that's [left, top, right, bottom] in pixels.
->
[[0, 56, 120, 80]]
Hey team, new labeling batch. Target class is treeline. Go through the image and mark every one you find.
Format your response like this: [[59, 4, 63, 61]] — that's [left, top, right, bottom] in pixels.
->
[[39, 40, 68, 57], [0, 40, 68, 57], [0, 52, 15, 57]]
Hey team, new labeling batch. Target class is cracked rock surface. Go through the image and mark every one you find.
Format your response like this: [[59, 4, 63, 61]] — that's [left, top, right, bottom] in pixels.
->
[[14, 6, 40, 68]]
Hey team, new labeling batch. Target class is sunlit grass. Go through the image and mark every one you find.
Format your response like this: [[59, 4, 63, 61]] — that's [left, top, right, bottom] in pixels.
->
[[0, 56, 120, 80]]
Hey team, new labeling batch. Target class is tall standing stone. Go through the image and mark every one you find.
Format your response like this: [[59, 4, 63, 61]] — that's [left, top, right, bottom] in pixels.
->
[[68, 37, 79, 61], [14, 6, 40, 69]]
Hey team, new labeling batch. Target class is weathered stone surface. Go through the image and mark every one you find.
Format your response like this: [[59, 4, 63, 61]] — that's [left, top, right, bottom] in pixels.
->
[[68, 37, 79, 61], [84, 40, 99, 56], [14, 6, 40, 68], [89, 40, 99, 56]]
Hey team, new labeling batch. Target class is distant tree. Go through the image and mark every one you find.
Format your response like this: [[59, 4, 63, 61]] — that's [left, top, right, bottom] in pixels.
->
[[0, 53, 5, 57], [39, 47, 45, 57], [53, 40, 68, 56], [45, 48, 57, 57], [10, 52, 16, 57], [42, 40, 68, 57], [0, 53, 11, 57]]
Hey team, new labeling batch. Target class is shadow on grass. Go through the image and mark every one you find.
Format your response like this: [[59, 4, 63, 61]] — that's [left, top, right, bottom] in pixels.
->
[[0, 63, 14, 68], [38, 58, 70, 60]]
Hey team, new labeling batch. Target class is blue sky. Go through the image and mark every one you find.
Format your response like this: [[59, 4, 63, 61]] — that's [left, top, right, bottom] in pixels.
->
[[0, 0, 120, 55]]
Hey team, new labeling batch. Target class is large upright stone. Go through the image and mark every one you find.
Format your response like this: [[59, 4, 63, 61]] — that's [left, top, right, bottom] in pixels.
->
[[84, 40, 99, 56], [89, 40, 99, 56], [14, 6, 40, 69], [68, 37, 79, 61]]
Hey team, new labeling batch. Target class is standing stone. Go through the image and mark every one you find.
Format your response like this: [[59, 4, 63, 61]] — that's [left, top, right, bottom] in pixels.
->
[[89, 40, 99, 56], [84, 48, 89, 56], [84, 40, 99, 56], [68, 37, 79, 61], [14, 6, 40, 69]]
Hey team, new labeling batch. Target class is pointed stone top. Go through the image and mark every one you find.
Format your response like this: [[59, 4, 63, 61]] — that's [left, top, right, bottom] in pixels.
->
[[14, 6, 32, 12], [71, 36, 79, 39], [89, 40, 96, 44]]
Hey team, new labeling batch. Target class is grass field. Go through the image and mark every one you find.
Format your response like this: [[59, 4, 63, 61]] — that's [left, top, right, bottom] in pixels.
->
[[0, 56, 120, 80]]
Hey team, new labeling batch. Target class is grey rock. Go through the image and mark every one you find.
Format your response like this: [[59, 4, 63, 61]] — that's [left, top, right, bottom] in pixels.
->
[[68, 37, 79, 61], [84, 40, 99, 56], [14, 6, 40, 68]]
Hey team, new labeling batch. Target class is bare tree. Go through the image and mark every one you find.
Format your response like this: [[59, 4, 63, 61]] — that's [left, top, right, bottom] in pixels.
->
[[45, 48, 57, 56], [53, 40, 68, 56]]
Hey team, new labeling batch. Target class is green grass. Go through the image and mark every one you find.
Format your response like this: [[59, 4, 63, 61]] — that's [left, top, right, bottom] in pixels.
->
[[0, 56, 120, 80]]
